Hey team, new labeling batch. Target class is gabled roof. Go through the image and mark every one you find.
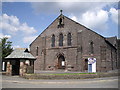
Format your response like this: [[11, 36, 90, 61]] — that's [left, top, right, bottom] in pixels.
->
[[30, 14, 62, 46], [30, 14, 105, 46], [5, 48, 36, 60], [30, 13, 117, 49]]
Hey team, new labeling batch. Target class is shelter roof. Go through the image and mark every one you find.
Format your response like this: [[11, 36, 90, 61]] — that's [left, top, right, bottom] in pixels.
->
[[5, 48, 36, 60]]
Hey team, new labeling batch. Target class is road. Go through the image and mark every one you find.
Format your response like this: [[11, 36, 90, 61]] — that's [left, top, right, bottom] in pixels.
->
[[1, 75, 118, 88]]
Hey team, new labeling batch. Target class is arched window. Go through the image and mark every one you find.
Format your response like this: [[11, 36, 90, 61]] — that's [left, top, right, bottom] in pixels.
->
[[59, 33, 63, 46], [36, 46, 38, 56], [90, 41, 94, 54], [67, 33, 72, 46], [51, 34, 55, 47]]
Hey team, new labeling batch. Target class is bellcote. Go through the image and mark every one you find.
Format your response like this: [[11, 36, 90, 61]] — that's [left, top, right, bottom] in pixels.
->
[[58, 10, 64, 28]]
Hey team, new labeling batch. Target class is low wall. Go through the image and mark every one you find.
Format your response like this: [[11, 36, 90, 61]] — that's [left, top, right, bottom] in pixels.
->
[[22, 72, 119, 79]]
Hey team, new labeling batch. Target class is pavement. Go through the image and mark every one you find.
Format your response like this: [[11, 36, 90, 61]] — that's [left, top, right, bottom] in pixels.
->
[[1, 74, 119, 88]]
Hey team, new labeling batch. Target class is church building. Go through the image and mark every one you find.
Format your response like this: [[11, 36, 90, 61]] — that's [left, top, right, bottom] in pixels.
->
[[30, 11, 118, 72]]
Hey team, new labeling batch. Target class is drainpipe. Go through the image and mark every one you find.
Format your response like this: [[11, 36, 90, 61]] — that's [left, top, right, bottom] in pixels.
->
[[43, 36, 46, 70], [77, 30, 82, 71]]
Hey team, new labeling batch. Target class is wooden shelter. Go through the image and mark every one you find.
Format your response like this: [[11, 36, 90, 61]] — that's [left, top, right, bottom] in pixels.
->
[[5, 48, 36, 76]]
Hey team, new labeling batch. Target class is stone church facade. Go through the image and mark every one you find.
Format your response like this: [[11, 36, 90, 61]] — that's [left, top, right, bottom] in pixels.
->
[[30, 13, 118, 72]]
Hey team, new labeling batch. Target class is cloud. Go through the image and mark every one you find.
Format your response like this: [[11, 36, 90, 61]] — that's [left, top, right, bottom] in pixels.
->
[[0, 33, 11, 39], [12, 45, 21, 49], [23, 36, 37, 44], [0, 33, 5, 38], [31, 2, 118, 32], [31, 2, 114, 15], [4, 35, 11, 39], [69, 9, 109, 31], [1, 14, 19, 34], [1, 14, 37, 35], [79, 9, 109, 30], [70, 16, 78, 22], [109, 8, 118, 24], [1, 14, 38, 48], [19, 23, 37, 35]]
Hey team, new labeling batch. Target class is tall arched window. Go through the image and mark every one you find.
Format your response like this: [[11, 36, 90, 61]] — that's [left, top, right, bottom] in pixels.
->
[[36, 46, 38, 56], [90, 41, 94, 54], [67, 33, 72, 46], [59, 33, 63, 46], [51, 34, 55, 47]]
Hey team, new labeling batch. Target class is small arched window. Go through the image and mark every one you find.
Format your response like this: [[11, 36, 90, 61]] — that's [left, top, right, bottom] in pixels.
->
[[51, 34, 55, 47], [67, 33, 72, 46], [90, 41, 94, 54], [59, 33, 63, 46]]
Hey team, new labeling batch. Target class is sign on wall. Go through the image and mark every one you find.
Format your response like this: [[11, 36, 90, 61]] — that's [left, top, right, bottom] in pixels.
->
[[88, 58, 96, 73], [62, 61, 65, 66], [88, 58, 96, 64]]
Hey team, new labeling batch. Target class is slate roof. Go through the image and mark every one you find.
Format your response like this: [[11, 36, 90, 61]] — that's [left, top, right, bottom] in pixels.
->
[[5, 48, 36, 60]]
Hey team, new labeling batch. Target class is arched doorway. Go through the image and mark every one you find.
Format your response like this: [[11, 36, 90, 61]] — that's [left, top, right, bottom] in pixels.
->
[[58, 55, 65, 69]]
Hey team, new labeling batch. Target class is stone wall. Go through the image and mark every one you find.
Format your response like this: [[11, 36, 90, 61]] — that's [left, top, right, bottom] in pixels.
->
[[30, 14, 118, 72], [6, 61, 12, 75], [6, 60, 34, 76], [117, 39, 120, 69]]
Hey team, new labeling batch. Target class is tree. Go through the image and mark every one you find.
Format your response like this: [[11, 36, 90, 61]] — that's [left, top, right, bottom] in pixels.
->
[[0, 37, 13, 60], [0, 37, 13, 71]]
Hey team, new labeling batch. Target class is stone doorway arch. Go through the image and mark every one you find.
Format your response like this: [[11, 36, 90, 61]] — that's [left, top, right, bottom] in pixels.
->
[[57, 54, 65, 69]]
